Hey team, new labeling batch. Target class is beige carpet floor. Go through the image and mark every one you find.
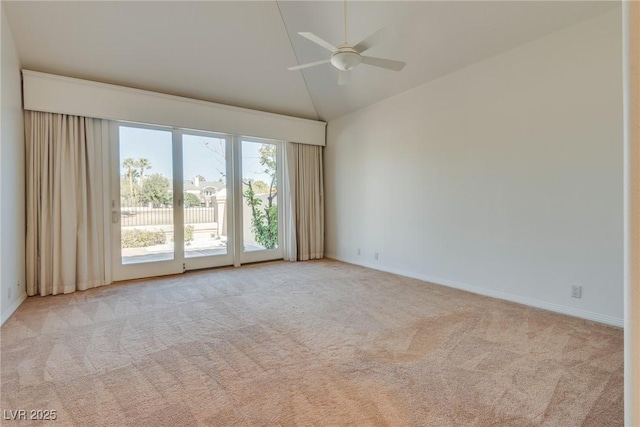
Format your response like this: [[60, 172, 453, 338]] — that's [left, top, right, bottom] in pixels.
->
[[0, 260, 623, 426]]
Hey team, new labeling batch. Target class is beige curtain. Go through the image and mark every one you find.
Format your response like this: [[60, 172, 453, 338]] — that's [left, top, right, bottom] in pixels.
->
[[283, 142, 324, 261], [25, 111, 107, 296]]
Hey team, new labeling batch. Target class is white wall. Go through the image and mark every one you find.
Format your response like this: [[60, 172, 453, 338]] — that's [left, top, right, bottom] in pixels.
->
[[325, 9, 623, 326], [1, 7, 26, 324]]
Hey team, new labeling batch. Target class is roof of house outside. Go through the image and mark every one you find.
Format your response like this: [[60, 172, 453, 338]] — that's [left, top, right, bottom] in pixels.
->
[[183, 179, 225, 193]]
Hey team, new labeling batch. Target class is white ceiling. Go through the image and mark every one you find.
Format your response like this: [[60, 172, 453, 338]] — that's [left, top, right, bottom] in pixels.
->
[[3, 1, 619, 122]]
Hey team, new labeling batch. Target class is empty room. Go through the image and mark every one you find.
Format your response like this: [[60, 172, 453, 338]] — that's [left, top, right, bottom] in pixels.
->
[[1, 1, 639, 426]]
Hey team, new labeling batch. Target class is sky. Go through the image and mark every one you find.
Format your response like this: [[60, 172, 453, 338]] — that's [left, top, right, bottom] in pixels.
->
[[119, 126, 273, 184]]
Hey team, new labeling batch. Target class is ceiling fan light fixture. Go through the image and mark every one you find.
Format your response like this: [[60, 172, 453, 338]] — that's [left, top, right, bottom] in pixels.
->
[[288, 0, 406, 83], [330, 49, 362, 71]]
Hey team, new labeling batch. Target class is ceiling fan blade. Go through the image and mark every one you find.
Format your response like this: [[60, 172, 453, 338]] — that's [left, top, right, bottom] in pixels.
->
[[338, 70, 350, 85], [298, 32, 337, 52], [288, 59, 331, 71], [353, 27, 391, 54], [361, 56, 406, 71]]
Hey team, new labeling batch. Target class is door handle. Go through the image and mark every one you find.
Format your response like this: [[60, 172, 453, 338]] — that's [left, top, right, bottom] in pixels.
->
[[112, 211, 119, 224]]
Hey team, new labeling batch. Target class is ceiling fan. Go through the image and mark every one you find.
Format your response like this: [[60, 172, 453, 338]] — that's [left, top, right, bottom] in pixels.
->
[[287, 1, 406, 85]]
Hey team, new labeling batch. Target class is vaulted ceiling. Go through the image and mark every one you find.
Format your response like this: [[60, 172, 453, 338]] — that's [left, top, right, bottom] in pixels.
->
[[3, 1, 618, 122]]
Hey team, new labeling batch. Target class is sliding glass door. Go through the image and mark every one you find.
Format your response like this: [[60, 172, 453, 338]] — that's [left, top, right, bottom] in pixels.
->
[[112, 124, 182, 280], [111, 123, 282, 281], [237, 138, 283, 264], [181, 131, 233, 270]]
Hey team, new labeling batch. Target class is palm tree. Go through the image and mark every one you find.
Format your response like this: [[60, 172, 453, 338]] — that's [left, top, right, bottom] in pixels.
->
[[122, 158, 137, 200], [137, 158, 151, 185]]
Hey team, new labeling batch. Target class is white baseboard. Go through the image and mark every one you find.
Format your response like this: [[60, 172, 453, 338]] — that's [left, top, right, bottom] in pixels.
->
[[325, 253, 623, 328], [1, 292, 27, 326]]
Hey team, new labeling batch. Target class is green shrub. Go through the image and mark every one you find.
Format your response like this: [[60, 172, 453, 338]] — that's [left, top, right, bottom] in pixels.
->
[[184, 193, 201, 208], [121, 228, 166, 248], [185, 225, 194, 244]]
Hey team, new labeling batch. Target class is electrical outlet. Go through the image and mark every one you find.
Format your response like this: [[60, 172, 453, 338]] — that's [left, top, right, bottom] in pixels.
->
[[374, 252, 379, 260], [357, 248, 361, 256], [571, 285, 582, 299]]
